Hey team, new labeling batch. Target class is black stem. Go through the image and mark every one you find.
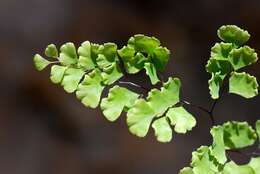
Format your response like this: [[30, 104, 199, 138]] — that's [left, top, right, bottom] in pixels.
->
[[118, 81, 150, 92], [207, 77, 228, 125], [147, 73, 260, 159], [181, 99, 215, 125], [158, 73, 215, 124], [181, 100, 210, 115], [119, 72, 229, 126]]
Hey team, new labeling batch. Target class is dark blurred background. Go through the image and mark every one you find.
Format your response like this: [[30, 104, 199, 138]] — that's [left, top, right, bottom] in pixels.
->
[[0, 0, 260, 173]]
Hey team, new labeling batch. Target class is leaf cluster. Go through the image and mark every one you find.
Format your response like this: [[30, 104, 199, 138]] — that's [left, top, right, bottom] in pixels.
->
[[33, 25, 260, 174], [33, 35, 196, 143], [180, 120, 260, 174], [206, 25, 259, 99]]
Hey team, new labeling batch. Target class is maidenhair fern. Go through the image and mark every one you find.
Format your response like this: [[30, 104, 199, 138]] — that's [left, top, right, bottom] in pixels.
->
[[33, 25, 260, 174], [33, 34, 195, 143], [206, 25, 258, 99], [179, 121, 260, 174]]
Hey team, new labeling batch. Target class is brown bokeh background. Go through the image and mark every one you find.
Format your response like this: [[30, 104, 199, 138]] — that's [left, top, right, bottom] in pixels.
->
[[0, 0, 260, 173]]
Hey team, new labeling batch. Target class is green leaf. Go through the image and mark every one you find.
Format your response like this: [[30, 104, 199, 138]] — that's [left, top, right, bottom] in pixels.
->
[[229, 72, 259, 99], [99, 43, 118, 62], [96, 43, 118, 69], [222, 161, 255, 174], [206, 58, 232, 75], [208, 72, 225, 99], [96, 54, 111, 68], [90, 43, 101, 60], [122, 60, 140, 74], [256, 120, 260, 147], [207, 26, 259, 101], [191, 146, 220, 174], [118, 45, 148, 74], [248, 157, 260, 174], [50, 65, 67, 84], [179, 121, 260, 174], [152, 117, 172, 143], [61, 68, 85, 93], [210, 126, 227, 164], [228, 46, 258, 70], [118, 35, 169, 76], [120, 35, 170, 75], [166, 106, 196, 134], [59, 42, 78, 65], [223, 121, 257, 149], [217, 25, 250, 46], [179, 167, 194, 174], [78, 41, 96, 70], [144, 62, 160, 85], [211, 42, 233, 59], [128, 34, 160, 54], [122, 52, 147, 74], [126, 99, 155, 137], [152, 46, 170, 71], [146, 78, 181, 116], [101, 62, 123, 85], [33, 54, 50, 71], [118, 45, 135, 61], [100, 86, 139, 122], [131, 52, 147, 70], [127, 78, 181, 137], [45, 44, 58, 58], [76, 69, 104, 108], [118, 45, 139, 73]]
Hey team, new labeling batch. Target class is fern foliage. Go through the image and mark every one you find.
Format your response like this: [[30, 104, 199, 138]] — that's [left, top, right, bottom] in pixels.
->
[[179, 120, 260, 174], [206, 25, 259, 99], [33, 25, 260, 173], [33, 35, 195, 143]]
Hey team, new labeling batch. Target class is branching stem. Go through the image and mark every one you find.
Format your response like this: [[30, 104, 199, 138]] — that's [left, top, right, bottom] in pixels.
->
[[181, 99, 216, 125], [119, 76, 260, 161], [119, 74, 227, 126], [181, 100, 210, 115]]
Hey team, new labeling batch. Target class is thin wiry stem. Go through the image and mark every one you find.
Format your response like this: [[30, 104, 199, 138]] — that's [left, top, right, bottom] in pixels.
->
[[119, 72, 229, 126], [118, 81, 150, 92], [181, 100, 210, 115], [207, 77, 228, 125], [158, 72, 219, 125], [181, 99, 215, 125], [120, 72, 260, 160]]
